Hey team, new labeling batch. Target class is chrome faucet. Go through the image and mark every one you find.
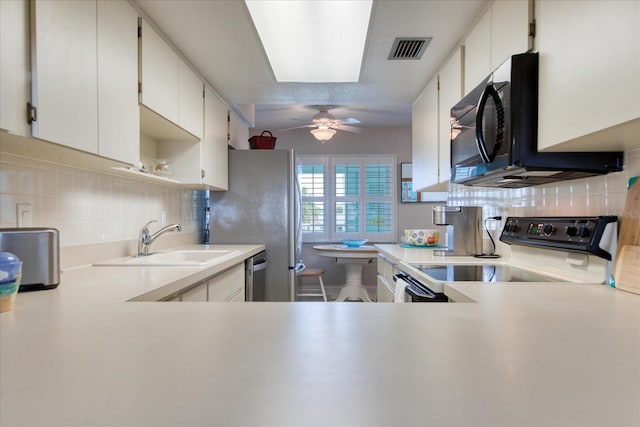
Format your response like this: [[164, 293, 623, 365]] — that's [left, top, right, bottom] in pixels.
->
[[137, 220, 182, 256]]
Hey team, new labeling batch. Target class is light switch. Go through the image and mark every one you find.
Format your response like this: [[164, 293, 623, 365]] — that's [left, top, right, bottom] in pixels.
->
[[16, 203, 33, 227]]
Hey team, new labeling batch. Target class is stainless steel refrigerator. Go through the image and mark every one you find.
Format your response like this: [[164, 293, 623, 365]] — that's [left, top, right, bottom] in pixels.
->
[[210, 149, 301, 302]]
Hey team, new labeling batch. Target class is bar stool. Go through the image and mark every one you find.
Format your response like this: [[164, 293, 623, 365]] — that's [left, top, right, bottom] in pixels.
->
[[296, 268, 328, 301]]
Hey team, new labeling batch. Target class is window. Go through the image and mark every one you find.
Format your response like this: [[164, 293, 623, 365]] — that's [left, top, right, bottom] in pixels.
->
[[297, 155, 395, 242]]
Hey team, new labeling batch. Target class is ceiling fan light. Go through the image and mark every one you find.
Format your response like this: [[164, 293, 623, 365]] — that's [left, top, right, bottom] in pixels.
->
[[311, 128, 336, 141]]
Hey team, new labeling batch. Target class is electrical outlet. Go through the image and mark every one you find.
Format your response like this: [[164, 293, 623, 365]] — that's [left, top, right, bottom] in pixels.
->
[[16, 203, 32, 227]]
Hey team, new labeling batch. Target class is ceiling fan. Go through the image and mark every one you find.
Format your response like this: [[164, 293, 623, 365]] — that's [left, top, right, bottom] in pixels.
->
[[280, 106, 363, 141]]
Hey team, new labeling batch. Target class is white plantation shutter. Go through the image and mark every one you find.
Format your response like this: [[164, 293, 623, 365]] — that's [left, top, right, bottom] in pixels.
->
[[334, 158, 361, 235], [365, 159, 393, 238], [298, 155, 395, 243], [297, 157, 328, 242]]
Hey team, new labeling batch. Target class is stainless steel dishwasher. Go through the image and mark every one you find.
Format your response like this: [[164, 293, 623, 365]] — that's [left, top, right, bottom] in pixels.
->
[[245, 251, 267, 301]]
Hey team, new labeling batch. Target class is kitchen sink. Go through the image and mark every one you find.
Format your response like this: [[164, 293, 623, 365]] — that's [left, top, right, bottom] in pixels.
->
[[93, 249, 238, 266]]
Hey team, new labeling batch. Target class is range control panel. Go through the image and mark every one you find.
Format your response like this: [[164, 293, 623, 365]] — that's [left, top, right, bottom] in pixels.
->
[[500, 216, 618, 260]]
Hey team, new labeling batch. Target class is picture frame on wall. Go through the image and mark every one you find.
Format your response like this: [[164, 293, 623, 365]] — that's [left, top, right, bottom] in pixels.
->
[[400, 163, 447, 203]]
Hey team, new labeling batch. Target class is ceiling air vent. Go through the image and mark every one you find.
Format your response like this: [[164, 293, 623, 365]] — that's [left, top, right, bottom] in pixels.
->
[[388, 37, 431, 60]]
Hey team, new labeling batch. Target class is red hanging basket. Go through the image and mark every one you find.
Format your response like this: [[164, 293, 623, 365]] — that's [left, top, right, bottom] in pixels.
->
[[248, 130, 277, 149]]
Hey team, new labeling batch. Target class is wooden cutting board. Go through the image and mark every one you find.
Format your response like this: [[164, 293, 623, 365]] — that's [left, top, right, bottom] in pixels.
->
[[613, 177, 640, 294]]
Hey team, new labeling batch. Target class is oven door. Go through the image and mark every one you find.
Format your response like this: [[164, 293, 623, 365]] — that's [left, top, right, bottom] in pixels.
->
[[393, 272, 448, 303]]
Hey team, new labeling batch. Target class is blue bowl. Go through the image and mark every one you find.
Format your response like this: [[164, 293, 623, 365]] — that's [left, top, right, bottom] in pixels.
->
[[340, 239, 368, 248]]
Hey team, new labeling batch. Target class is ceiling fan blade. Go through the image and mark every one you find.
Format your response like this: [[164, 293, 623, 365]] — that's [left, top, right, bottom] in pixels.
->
[[280, 124, 316, 131], [334, 117, 360, 125], [335, 124, 364, 134]]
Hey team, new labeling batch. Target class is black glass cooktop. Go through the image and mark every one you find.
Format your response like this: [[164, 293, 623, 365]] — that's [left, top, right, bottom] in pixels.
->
[[410, 264, 569, 283]]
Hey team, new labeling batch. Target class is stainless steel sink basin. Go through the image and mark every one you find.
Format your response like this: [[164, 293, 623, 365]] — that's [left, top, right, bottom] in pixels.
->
[[94, 249, 238, 266]]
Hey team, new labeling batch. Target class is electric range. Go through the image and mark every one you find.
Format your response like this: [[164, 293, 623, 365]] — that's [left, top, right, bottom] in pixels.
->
[[400, 216, 619, 299]]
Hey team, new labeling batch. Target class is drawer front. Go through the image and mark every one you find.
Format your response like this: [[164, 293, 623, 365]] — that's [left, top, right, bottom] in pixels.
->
[[208, 263, 244, 302], [376, 275, 395, 302]]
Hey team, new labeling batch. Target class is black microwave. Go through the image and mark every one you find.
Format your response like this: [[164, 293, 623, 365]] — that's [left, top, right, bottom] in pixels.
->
[[449, 52, 623, 188]]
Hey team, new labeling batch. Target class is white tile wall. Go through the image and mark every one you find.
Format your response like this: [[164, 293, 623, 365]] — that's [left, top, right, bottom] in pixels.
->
[[0, 153, 199, 247], [447, 148, 640, 253]]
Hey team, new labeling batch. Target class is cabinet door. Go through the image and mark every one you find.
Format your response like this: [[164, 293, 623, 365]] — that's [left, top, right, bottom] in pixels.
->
[[139, 19, 180, 125], [31, 0, 98, 152], [181, 281, 208, 302], [228, 289, 245, 302], [208, 263, 244, 302], [411, 77, 439, 191], [536, 0, 640, 152], [97, 0, 139, 165], [203, 85, 229, 190], [229, 111, 249, 149], [178, 60, 203, 139], [463, 8, 491, 95], [437, 47, 463, 186], [0, 0, 30, 136], [376, 276, 395, 303], [490, 0, 530, 70]]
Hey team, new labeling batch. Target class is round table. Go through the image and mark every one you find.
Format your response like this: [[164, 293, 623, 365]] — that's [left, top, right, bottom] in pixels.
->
[[312, 244, 378, 302]]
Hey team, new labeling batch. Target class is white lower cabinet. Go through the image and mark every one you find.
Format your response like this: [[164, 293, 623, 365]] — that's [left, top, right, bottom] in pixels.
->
[[208, 263, 245, 302], [376, 255, 398, 303], [165, 262, 245, 302], [180, 281, 208, 302], [376, 276, 395, 303]]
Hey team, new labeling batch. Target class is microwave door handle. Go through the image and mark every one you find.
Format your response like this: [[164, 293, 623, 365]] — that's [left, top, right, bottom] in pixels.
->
[[474, 85, 505, 163]]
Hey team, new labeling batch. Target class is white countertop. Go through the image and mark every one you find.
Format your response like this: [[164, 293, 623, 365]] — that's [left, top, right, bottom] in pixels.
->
[[1, 244, 639, 426]]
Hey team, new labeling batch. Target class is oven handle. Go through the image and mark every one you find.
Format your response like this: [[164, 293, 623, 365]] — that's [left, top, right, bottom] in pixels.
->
[[393, 272, 441, 301], [475, 84, 505, 163]]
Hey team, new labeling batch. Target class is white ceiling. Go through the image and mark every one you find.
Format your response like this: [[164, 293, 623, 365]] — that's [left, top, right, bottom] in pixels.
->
[[133, 0, 488, 131]]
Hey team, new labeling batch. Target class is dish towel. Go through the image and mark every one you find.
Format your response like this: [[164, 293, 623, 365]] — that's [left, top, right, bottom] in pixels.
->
[[394, 278, 408, 303]]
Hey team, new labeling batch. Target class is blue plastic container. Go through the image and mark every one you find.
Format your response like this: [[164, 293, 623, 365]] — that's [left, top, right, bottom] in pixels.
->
[[0, 252, 22, 312]]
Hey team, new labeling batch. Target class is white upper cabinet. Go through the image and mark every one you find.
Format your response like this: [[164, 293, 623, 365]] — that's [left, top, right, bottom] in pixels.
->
[[536, 0, 640, 152], [229, 111, 249, 150], [203, 84, 229, 190], [29, 0, 139, 164], [412, 47, 464, 191], [464, 8, 491, 95], [97, 0, 139, 165], [0, 0, 30, 136], [464, 0, 531, 94], [139, 19, 180, 126], [178, 60, 204, 139], [490, 0, 531, 72], [411, 76, 438, 191], [437, 47, 463, 187], [31, 0, 99, 153], [139, 19, 203, 140]]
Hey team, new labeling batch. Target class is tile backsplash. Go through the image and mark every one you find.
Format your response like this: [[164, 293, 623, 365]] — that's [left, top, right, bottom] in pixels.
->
[[449, 148, 639, 218], [448, 148, 640, 254], [0, 152, 199, 247]]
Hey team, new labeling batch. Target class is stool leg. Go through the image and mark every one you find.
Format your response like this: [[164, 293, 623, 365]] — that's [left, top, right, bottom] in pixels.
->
[[318, 275, 327, 302]]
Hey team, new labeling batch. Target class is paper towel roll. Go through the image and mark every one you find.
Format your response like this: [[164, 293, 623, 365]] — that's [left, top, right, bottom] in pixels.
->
[[394, 278, 408, 303]]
